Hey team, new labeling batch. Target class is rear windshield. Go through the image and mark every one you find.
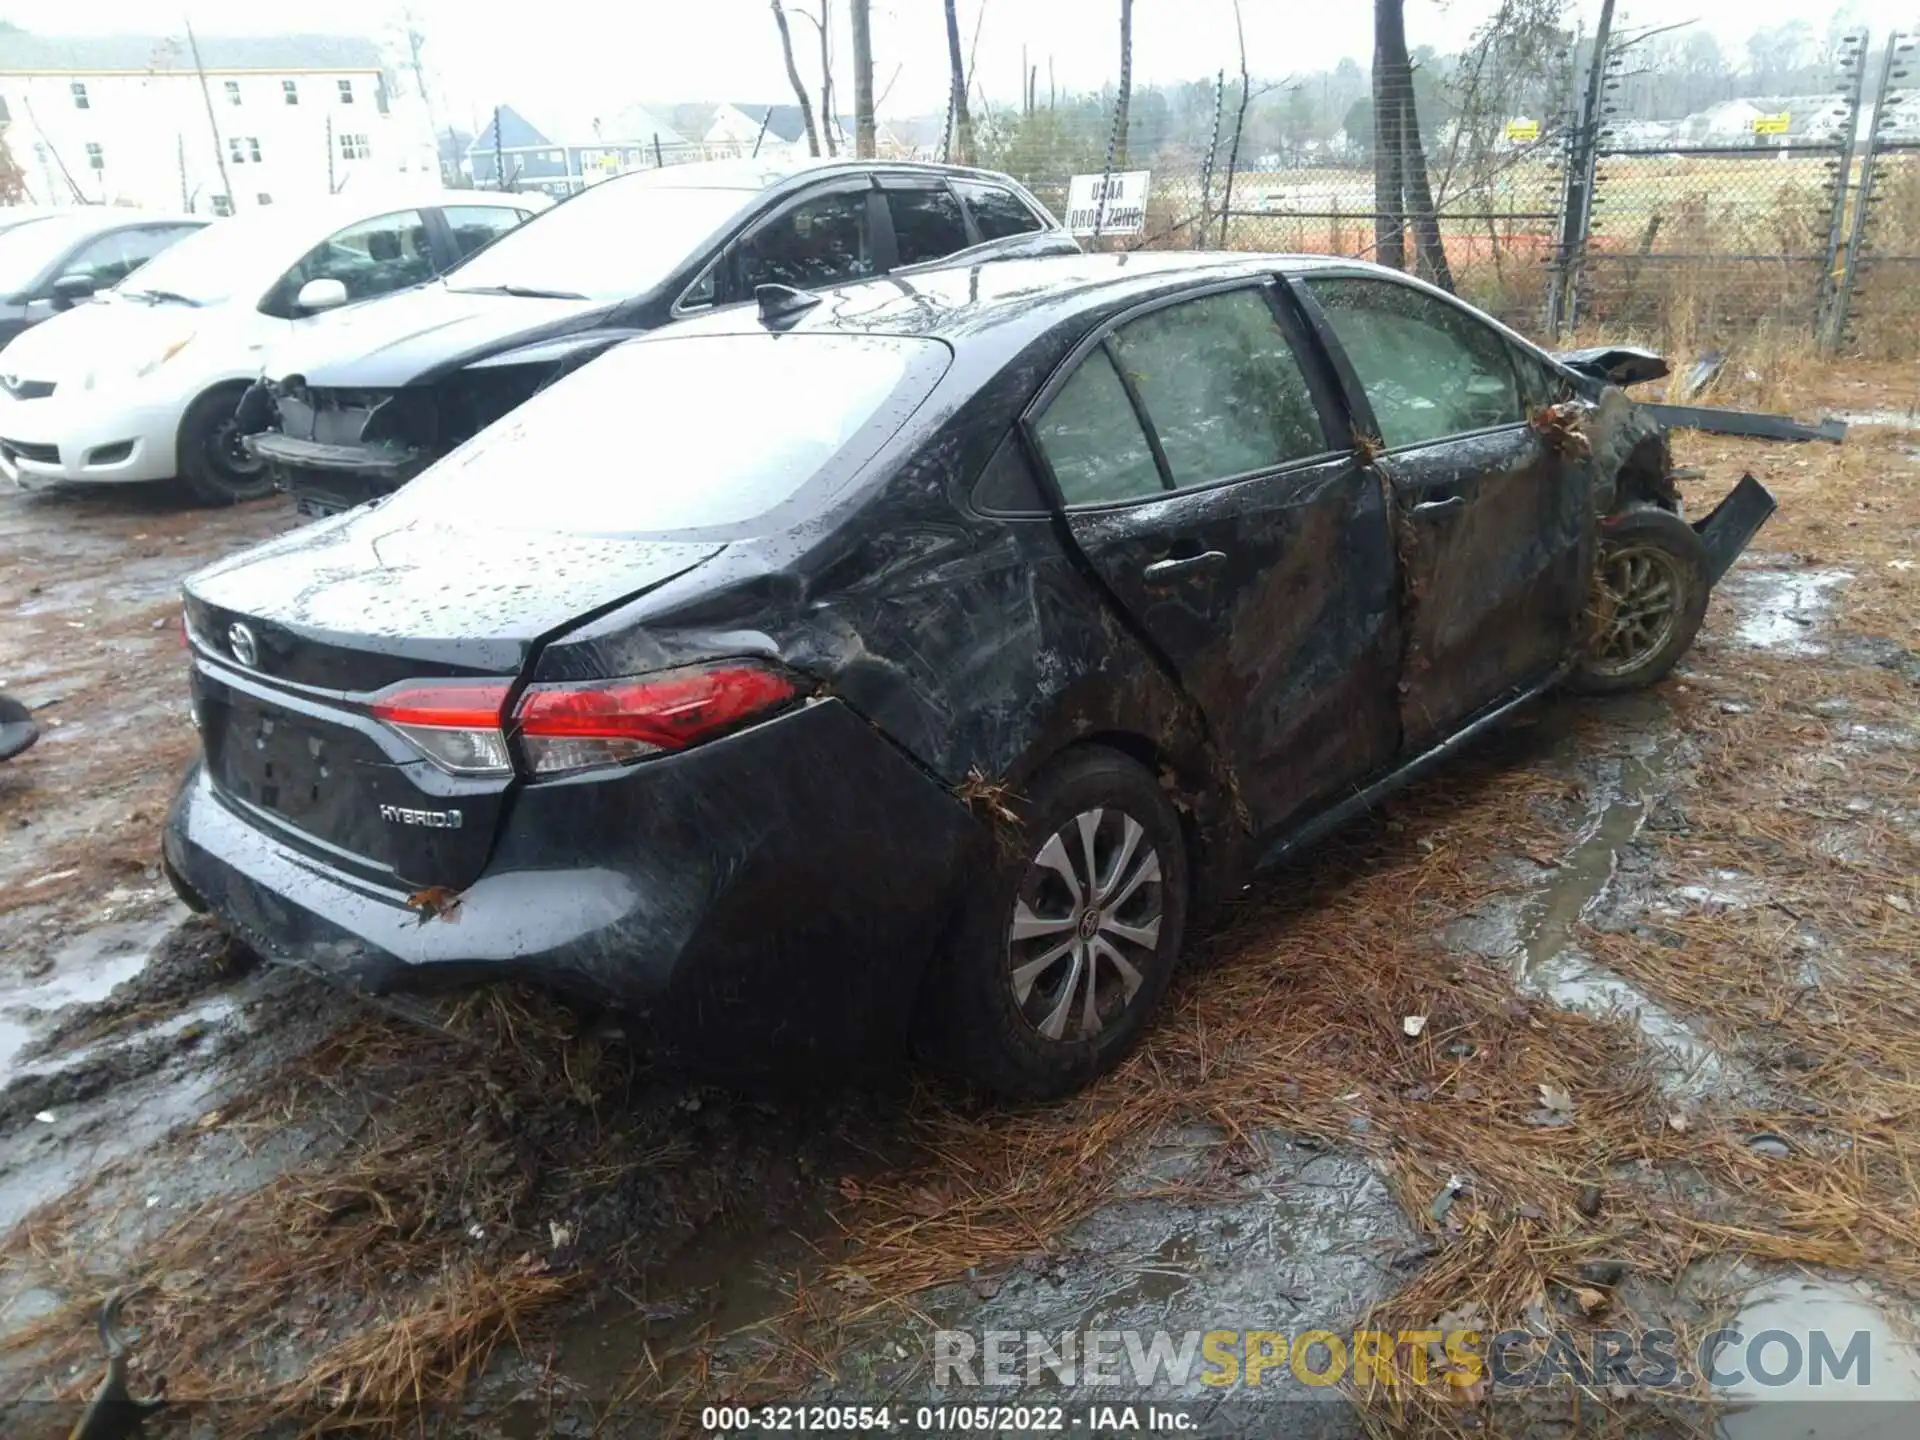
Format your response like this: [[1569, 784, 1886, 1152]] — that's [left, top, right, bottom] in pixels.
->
[[387, 331, 950, 536]]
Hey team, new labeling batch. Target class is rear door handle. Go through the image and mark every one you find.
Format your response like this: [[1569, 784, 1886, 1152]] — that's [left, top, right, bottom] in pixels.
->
[[1143, 550, 1228, 584], [1410, 494, 1467, 520]]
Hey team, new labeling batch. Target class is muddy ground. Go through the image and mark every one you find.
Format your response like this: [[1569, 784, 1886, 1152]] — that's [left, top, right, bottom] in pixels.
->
[[1, 361, 1917, 1438]]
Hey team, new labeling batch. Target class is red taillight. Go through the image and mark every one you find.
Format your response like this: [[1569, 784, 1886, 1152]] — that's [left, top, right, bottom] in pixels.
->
[[370, 682, 513, 731], [513, 662, 797, 776], [370, 680, 514, 776]]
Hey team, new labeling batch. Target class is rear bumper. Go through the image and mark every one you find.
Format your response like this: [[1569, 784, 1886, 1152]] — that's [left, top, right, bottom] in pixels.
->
[[164, 698, 987, 1068]]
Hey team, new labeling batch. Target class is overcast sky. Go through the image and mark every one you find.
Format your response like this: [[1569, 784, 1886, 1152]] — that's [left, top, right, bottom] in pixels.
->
[[2, 0, 1906, 134]]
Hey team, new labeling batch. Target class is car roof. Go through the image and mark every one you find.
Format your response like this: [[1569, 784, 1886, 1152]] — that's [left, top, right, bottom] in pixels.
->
[[660, 250, 1359, 354], [585, 155, 1050, 197], [10, 206, 205, 234]]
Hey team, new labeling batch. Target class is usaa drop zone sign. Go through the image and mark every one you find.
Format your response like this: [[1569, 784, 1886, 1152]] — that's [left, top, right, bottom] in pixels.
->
[[1066, 171, 1152, 236]]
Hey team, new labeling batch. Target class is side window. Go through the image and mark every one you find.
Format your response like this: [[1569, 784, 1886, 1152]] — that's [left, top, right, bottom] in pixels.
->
[[679, 263, 716, 311], [887, 184, 970, 266], [61, 228, 187, 289], [441, 205, 523, 261], [1108, 289, 1326, 488], [1305, 277, 1522, 448], [280, 210, 433, 307], [955, 181, 1043, 241], [1031, 348, 1164, 507], [736, 190, 874, 292], [1510, 344, 1565, 412], [58, 232, 138, 288]]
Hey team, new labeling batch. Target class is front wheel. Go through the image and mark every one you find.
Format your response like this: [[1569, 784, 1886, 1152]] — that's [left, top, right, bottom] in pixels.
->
[[1568, 504, 1711, 695], [926, 746, 1189, 1101], [175, 387, 275, 506]]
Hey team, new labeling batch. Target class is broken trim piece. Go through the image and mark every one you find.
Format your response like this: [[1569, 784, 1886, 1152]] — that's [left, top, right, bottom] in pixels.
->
[[1691, 473, 1778, 587], [1640, 403, 1846, 446]]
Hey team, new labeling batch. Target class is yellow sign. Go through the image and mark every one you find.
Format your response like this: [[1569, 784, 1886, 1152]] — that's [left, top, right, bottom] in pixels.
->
[[1753, 112, 1791, 135], [1504, 119, 1540, 142]]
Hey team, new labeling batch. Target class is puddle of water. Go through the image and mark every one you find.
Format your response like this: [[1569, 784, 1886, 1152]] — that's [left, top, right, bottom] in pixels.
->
[[1717, 568, 1851, 656], [0, 1066, 225, 1235], [851, 1135, 1409, 1414], [1493, 725, 1743, 1097], [1513, 747, 1662, 983], [6, 996, 238, 1087], [1530, 954, 1730, 1094], [1716, 1276, 1920, 1439], [0, 914, 178, 1077]]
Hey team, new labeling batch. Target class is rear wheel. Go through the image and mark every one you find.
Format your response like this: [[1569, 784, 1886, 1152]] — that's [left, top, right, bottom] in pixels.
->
[[1569, 504, 1711, 694], [175, 386, 274, 506], [928, 746, 1188, 1100]]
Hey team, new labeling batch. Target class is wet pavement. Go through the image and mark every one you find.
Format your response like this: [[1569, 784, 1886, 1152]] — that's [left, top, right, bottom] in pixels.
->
[[4, 388, 1920, 1435]]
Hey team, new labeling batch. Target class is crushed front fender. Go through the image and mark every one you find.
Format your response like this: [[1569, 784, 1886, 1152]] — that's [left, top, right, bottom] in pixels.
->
[[1692, 472, 1777, 586]]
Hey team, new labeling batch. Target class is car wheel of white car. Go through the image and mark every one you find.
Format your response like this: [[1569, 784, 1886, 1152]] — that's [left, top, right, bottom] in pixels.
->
[[177, 387, 274, 507]]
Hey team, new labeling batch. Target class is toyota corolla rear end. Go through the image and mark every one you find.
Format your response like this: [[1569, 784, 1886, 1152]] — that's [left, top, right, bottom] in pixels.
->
[[164, 327, 979, 1070]]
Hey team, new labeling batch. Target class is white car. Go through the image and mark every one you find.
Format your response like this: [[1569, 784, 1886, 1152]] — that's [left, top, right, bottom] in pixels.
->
[[0, 190, 544, 504]]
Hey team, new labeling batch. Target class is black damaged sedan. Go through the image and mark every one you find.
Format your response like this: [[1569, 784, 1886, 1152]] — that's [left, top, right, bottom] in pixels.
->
[[165, 253, 1772, 1098]]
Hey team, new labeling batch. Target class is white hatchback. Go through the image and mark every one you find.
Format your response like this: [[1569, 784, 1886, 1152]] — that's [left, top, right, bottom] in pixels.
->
[[0, 190, 543, 504]]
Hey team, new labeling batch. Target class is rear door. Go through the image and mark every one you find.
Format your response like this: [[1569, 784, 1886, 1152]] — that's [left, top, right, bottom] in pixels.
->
[[1024, 281, 1400, 835], [878, 178, 974, 268], [1295, 274, 1590, 752]]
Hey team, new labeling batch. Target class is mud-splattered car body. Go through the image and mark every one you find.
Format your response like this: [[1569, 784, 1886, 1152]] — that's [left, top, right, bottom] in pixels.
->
[[234, 158, 1077, 518], [164, 252, 1773, 1074]]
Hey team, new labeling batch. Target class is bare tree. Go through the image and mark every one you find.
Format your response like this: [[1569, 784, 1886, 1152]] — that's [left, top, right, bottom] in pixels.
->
[[185, 19, 234, 213], [769, 0, 823, 157], [1398, 88, 1454, 291], [942, 0, 973, 163], [796, 2, 838, 155], [1113, 0, 1135, 168], [1371, 0, 1407, 269], [1375, 0, 1454, 286], [850, 0, 876, 157]]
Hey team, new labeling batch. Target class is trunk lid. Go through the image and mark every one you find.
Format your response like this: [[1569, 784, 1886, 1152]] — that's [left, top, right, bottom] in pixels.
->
[[184, 508, 721, 890]]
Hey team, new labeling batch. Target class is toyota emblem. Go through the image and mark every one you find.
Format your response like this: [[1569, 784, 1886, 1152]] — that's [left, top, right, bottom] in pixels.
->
[[227, 622, 258, 668]]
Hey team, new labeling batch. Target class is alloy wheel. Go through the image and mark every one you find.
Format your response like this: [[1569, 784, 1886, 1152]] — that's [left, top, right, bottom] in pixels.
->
[[1588, 544, 1685, 679], [1005, 806, 1164, 1044]]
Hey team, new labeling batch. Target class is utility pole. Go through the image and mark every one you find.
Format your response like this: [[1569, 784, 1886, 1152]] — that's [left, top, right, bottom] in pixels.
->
[[184, 20, 233, 214], [492, 104, 505, 190]]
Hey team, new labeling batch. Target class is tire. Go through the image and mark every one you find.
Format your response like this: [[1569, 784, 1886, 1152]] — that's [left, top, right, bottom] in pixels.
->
[[927, 745, 1189, 1101], [1567, 503, 1711, 695], [175, 386, 275, 506]]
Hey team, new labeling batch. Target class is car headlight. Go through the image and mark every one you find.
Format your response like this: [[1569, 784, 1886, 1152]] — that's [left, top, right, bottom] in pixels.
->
[[82, 329, 197, 390]]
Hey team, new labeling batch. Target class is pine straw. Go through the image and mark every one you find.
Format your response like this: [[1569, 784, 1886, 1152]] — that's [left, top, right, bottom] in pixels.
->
[[0, 989, 616, 1430]]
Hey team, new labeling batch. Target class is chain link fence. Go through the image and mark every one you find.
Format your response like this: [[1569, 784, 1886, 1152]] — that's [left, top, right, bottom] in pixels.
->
[[1836, 30, 1920, 358], [1556, 29, 1867, 348]]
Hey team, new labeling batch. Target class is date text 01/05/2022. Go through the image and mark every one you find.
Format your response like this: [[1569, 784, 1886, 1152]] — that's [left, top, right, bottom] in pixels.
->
[[700, 1403, 1197, 1432]]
